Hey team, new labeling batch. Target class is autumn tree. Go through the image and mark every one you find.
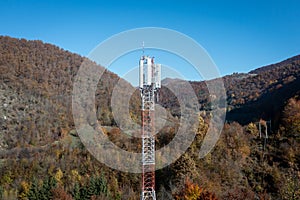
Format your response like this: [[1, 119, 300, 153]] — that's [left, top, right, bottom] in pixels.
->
[[175, 179, 218, 200], [51, 186, 73, 200], [282, 97, 300, 136], [18, 181, 30, 200]]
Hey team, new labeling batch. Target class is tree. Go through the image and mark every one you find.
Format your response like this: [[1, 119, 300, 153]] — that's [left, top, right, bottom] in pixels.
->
[[27, 178, 39, 200], [18, 181, 30, 200], [87, 174, 109, 198], [175, 179, 218, 200], [279, 168, 300, 200], [51, 186, 73, 200], [170, 154, 198, 185], [0, 186, 3, 200], [71, 182, 81, 200], [97, 173, 109, 196], [39, 177, 57, 200], [79, 185, 88, 200], [282, 97, 300, 136], [223, 187, 256, 200], [54, 168, 64, 185], [27, 177, 57, 200], [87, 176, 97, 197]]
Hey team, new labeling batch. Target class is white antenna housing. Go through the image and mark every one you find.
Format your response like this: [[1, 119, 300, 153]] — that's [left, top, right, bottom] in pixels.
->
[[139, 56, 161, 89], [155, 64, 161, 88], [147, 57, 152, 85], [139, 58, 144, 88]]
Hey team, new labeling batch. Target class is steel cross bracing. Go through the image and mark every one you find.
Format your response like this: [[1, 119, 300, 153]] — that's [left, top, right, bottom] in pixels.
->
[[141, 84, 156, 200]]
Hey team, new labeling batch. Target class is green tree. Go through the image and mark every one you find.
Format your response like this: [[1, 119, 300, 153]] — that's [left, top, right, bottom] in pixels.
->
[[0, 185, 3, 200], [79, 186, 88, 200], [27, 177, 57, 200], [96, 173, 108, 196], [72, 182, 81, 200], [87, 176, 97, 197], [39, 176, 57, 200], [27, 178, 39, 200], [87, 174, 109, 198]]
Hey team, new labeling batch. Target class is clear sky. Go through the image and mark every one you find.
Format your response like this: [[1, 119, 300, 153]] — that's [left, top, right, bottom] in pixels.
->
[[1, 0, 300, 82]]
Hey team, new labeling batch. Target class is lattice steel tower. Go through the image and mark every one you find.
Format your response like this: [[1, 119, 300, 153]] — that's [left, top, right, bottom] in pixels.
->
[[139, 56, 161, 200]]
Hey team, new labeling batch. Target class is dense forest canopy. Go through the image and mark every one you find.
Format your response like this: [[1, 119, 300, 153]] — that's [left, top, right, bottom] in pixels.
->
[[0, 36, 299, 199]]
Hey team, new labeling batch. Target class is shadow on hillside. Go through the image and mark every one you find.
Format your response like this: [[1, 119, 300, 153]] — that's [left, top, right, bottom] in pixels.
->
[[226, 77, 300, 128]]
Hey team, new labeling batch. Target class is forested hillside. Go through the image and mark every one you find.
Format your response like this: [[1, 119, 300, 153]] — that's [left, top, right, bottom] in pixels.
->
[[160, 55, 300, 127], [0, 36, 299, 199]]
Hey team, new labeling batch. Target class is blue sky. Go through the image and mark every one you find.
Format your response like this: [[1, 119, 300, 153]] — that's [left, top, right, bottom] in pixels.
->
[[1, 0, 300, 82]]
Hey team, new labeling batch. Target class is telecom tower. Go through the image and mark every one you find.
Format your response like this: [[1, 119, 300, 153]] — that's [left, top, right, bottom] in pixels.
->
[[139, 55, 161, 200]]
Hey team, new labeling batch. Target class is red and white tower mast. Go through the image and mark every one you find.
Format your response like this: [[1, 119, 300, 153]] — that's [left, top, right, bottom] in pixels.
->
[[139, 55, 161, 200]]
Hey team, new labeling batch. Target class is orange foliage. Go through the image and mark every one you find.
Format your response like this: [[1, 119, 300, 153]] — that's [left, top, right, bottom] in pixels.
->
[[175, 179, 218, 200]]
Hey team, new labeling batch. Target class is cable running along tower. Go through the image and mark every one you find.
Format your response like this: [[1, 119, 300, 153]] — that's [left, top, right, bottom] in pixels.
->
[[139, 55, 161, 200]]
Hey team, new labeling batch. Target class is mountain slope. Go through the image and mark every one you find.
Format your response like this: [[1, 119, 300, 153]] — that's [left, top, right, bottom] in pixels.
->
[[250, 54, 300, 74], [0, 36, 140, 150], [0, 36, 299, 199], [159, 54, 300, 129], [225, 55, 300, 125]]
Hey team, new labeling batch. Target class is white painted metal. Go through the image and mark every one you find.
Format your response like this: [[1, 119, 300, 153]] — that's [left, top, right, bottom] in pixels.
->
[[139, 58, 144, 88], [147, 57, 152, 86], [155, 64, 161, 88]]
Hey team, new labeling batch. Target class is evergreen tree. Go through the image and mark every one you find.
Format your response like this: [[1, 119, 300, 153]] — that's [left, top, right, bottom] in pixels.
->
[[79, 185, 88, 200], [85, 174, 110, 198], [39, 177, 57, 200], [27, 178, 40, 200], [27, 177, 57, 200], [87, 176, 96, 198], [72, 182, 81, 200], [0, 185, 3, 200], [97, 173, 108, 196]]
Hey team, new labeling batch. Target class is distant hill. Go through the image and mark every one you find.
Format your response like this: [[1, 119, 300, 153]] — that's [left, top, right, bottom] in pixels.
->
[[250, 54, 300, 74], [159, 54, 300, 128], [0, 36, 140, 150], [1, 35, 300, 147], [225, 55, 300, 125]]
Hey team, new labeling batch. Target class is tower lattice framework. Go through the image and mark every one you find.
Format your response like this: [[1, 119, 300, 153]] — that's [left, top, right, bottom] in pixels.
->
[[139, 56, 160, 200]]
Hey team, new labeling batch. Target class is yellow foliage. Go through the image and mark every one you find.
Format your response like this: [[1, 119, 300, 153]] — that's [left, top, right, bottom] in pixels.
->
[[175, 179, 218, 200], [204, 153, 212, 165], [55, 149, 61, 160], [197, 115, 208, 137], [246, 122, 259, 137], [70, 169, 81, 182], [18, 181, 30, 200], [1, 172, 13, 185], [100, 126, 108, 135], [184, 182, 203, 200], [54, 168, 63, 185]]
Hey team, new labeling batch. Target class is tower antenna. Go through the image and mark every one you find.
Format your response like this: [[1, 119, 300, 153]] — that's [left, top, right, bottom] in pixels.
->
[[139, 54, 161, 200]]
